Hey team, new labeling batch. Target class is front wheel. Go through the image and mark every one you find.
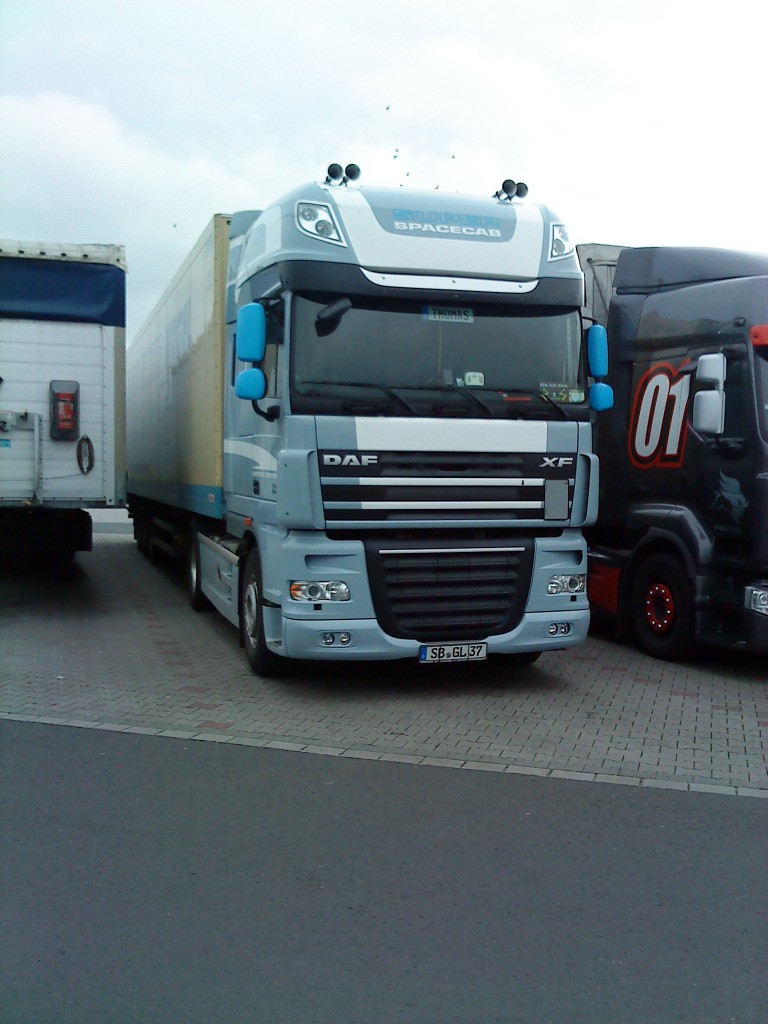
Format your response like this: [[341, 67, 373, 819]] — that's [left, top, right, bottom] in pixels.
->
[[629, 553, 694, 661], [505, 651, 542, 667], [240, 546, 283, 676]]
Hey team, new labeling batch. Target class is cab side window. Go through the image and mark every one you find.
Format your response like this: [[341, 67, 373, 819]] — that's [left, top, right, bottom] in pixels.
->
[[723, 356, 746, 438], [263, 299, 284, 399]]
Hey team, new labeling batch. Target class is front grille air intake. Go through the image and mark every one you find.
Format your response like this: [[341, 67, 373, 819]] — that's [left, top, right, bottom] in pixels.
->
[[364, 539, 534, 641]]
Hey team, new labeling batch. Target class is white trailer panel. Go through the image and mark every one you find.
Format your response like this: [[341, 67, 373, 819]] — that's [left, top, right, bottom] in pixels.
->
[[0, 318, 124, 505]]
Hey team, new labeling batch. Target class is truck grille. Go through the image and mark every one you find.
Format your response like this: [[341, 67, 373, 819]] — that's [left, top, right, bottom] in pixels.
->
[[320, 450, 573, 528], [364, 540, 534, 641]]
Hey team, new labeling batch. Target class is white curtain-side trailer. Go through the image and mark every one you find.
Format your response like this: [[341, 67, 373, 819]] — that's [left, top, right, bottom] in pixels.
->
[[0, 240, 126, 562]]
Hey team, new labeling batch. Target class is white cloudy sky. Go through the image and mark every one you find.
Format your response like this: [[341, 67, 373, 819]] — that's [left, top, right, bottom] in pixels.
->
[[1, 0, 765, 339]]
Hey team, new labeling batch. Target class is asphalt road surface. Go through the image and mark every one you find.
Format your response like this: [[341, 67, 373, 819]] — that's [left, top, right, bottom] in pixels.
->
[[1, 719, 766, 1024]]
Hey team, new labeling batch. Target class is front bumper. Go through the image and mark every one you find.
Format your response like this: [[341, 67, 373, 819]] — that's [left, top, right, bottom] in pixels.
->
[[271, 608, 590, 661]]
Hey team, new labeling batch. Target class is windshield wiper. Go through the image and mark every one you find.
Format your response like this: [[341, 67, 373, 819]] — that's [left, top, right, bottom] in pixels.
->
[[301, 380, 416, 415], [422, 383, 494, 417], [500, 387, 570, 420]]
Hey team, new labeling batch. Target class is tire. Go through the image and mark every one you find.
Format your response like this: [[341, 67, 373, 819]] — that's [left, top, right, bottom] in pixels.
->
[[629, 553, 694, 661], [506, 651, 542, 667], [187, 528, 211, 611], [240, 545, 283, 676], [147, 519, 162, 565], [135, 510, 149, 555]]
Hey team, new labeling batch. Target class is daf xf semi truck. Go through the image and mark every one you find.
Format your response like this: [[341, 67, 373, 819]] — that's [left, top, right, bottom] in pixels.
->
[[127, 166, 612, 674], [579, 243, 768, 658], [0, 240, 126, 562]]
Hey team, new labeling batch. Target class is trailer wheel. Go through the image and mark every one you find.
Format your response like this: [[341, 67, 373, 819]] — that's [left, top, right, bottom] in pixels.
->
[[630, 553, 694, 661], [135, 510, 149, 555], [147, 519, 162, 565], [187, 528, 211, 611], [240, 546, 282, 676]]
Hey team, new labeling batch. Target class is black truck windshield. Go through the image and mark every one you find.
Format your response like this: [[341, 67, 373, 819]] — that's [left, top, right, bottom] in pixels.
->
[[290, 293, 586, 418]]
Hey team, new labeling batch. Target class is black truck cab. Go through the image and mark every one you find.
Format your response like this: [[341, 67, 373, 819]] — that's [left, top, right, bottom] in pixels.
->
[[581, 245, 768, 658]]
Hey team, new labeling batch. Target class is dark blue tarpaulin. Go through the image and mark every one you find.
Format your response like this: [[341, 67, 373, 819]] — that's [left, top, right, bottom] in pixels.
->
[[0, 257, 126, 327]]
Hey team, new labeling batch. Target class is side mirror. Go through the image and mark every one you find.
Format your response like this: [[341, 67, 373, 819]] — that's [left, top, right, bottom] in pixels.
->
[[316, 297, 352, 338], [693, 390, 725, 436], [586, 324, 613, 410], [696, 352, 726, 387], [693, 352, 726, 436], [589, 381, 614, 411], [236, 367, 267, 402], [236, 303, 266, 363], [587, 324, 609, 379]]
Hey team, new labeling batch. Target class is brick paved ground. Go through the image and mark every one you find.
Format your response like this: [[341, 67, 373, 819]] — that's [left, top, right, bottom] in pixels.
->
[[1, 527, 766, 796]]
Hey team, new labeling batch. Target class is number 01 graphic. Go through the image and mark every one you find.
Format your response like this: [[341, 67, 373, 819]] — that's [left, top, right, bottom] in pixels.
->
[[629, 363, 692, 469]]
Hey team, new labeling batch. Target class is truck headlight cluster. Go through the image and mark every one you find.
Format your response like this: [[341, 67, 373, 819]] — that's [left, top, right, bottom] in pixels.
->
[[547, 574, 585, 595], [745, 584, 768, 616], [548, 223, 574, 261], [290, 581, 350, 602], [296, 202, 346, 246]]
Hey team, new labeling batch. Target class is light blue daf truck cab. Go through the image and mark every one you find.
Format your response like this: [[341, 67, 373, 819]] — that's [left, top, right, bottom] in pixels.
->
[[127, 165, 612, 674]]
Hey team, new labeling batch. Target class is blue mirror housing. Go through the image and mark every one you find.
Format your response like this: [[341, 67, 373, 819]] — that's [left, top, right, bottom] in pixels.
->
[[236, 367, 267, 401], [587, 324, 609, 379], [589, 381, 614, 411], [236, 303, 266, 363]]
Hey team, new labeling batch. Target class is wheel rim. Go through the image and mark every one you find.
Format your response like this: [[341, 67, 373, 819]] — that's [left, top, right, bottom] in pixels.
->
[[189, 545, 198, 592], [643, 582, 676, 634], [244, 579, 259, 643]]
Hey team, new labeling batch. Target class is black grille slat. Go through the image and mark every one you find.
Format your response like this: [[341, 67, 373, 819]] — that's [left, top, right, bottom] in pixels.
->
[[377, 452, 525, 475]]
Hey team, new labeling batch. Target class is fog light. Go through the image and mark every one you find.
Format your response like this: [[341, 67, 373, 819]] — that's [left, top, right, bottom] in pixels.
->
[[745, 584, 768, 616], [548, 623, 558, 636], [322, 632, 335, 646], [559, 623, 572, 635], [290, 581, 350, 602], [547, 574, 585, 595], [339, 633, 351, 646]]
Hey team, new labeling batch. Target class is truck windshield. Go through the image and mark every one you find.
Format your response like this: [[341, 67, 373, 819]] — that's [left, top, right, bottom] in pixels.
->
[[290, 293, 586, 418]]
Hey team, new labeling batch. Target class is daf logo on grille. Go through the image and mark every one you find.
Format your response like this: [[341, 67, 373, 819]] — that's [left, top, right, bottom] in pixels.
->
[[323, 453, 378, 467]]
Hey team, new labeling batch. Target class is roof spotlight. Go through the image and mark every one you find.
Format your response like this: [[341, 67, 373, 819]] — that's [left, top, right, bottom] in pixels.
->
[[494, 178, 529, 201], [344, 163, 361, 182], [325, 163, 344, 183]]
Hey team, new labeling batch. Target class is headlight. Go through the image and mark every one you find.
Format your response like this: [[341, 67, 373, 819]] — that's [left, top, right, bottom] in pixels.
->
[[547, 574, 585, 595], [548, 223, 574, 261], [745, 584, 768, 616], [290, 580, 351, 602], [296, 202, 346, 246]]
